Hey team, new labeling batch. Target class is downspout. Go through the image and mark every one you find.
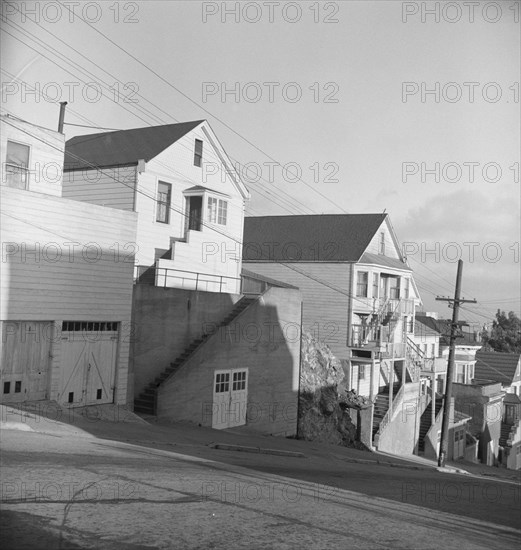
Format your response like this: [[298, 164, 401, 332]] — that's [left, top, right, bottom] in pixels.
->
[[296, 300, 304, 438]]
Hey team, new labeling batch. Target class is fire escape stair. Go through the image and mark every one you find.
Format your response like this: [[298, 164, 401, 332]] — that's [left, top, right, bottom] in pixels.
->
[[499, 422, 514, 447], [417, 398, 443, 453], [133, 296, 257, 415]]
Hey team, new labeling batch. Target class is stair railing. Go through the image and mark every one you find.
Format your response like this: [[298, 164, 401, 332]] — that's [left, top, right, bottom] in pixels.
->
[[374, 383, 405, 440]]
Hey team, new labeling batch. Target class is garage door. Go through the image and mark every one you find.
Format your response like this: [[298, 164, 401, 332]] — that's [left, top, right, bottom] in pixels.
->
[[59, 322, 118, 406], [0, 321, 51, 403], [212, 369, 248, 429]]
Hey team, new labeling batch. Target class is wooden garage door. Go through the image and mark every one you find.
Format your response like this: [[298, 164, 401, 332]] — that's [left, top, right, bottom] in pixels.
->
[[59, 322, 118, 406], [212, 369, 248, 429], [0, 321, 51, 403]]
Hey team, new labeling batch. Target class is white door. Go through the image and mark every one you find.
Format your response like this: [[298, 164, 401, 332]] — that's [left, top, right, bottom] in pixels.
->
[[212, 369, 248, 429], [59, 324, 118, 406], [0, 321, 51, 403]]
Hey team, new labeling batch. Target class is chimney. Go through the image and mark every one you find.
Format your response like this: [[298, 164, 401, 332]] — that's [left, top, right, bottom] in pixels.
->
[[58, 101, 67, 133]]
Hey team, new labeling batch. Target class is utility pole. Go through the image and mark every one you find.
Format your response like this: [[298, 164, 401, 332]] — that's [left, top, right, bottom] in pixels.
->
[[435, 260, 477, 467]]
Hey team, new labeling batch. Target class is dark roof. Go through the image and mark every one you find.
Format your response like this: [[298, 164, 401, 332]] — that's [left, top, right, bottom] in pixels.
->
[[64, 120, 204, 170], [243, 214, 388, 262], [475, 351, 521, 385], [452, 410, 471, 424]]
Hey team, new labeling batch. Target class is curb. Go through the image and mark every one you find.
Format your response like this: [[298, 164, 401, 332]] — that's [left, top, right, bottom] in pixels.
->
[[208, 443, 305, 458], [342, 457, 430, 471]]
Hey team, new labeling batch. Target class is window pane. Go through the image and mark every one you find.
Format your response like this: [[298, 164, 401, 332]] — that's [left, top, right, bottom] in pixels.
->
[[5, 141, 30, 189], [156, 182, 171, 223], [194, 139, 203, 167], [356, 272, 368, 297]]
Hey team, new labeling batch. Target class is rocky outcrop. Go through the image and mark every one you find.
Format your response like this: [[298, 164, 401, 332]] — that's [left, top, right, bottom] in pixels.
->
[[298, 332, 369, 449]]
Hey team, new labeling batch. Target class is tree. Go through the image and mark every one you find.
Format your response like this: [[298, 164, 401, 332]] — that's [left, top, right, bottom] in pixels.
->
[[481, 310, 521, 353]]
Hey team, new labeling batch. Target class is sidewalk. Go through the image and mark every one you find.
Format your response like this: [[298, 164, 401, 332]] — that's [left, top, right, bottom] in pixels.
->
[[2, 402, 519, 483]]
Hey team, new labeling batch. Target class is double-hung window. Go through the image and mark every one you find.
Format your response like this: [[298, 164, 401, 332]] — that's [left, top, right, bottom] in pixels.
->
[[356, 272, 368, 297], [5, 140, 30, 189], [156, 182, 171, 223], [194, 139, 203, 167]]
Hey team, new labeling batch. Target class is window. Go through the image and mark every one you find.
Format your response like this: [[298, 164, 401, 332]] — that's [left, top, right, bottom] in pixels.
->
[[194, 139, 203, 167], [156, 182, 171, 223], [359, 365, 365, 380], [215, 372, 230, 393], [455, 364, 465, 384], [232, 371, 246, 391], [356, 271, 368, 297], [5, 140, 30, 189], [389, 277, 400, 299], [372, 273, 379, 298], [207, 197, 227, 225], [379, 232, 385, 255]]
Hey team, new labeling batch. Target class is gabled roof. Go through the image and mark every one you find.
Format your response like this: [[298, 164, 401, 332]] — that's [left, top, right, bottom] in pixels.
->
[[64, 120, 204, 170], [475, 350, 521, 385], [243, 214, 388, 262]]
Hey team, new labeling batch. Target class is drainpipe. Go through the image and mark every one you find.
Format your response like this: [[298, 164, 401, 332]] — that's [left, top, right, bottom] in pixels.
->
[[296, 301, 303, 438], [58, 101, 67, 133]]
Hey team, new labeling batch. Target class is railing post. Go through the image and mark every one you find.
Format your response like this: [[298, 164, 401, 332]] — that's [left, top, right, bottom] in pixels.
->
[[196, 273, 199, 291], [220, 277, 223, 293]]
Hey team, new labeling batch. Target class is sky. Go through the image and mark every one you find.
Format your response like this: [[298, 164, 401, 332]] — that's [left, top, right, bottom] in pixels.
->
[[1, 0, 520, 329]]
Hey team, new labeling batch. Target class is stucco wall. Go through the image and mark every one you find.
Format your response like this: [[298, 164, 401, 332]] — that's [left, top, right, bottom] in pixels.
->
[[376, 382, 421, 455], [130, 285, 242, 399], [156, 287, 302, 436]]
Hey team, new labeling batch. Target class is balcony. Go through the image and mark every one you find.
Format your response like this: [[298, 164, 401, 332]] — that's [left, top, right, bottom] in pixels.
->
[[350, 324, 405, 359]]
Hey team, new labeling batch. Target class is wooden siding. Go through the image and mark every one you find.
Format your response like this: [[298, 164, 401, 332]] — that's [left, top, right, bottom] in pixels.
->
[[62, 166, 136, 211], [243, 262, 351, 360], [365, 218, 401, 259], [1, 186, 137, 405], [1, 116, 64, 197]]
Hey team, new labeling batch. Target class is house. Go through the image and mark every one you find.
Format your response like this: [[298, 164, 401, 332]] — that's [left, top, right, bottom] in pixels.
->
[[474, 350, 521, 395], [415, 313, 482, 393], [61, 119, 302, 435], [0, 114, 137, 408], [242, 214, 428, 452], [63, 120, 250, 294]]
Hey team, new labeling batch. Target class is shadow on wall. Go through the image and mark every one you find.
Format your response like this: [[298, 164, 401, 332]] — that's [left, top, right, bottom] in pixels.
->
[[155, 286, 302, 437]]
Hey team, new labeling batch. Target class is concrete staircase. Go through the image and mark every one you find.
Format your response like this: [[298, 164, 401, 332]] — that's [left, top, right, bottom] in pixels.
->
[[417, 397, 443, 453], [372, 381, 400, 440], [500, 422, 513, 447], [133, 296, 257, 415]]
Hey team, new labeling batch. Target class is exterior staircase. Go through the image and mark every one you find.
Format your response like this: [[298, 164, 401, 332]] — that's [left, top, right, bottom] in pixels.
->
[[500, 422, 513, 447], [133, 296, 257, 415], [372, 379, 401, 440], [417, 397, 443, 453]]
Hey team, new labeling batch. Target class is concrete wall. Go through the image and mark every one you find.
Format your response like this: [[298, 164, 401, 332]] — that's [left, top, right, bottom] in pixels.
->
[[130, 285, 242, 398], [156, 287, 302, 436], [376, 382, 421, 455]]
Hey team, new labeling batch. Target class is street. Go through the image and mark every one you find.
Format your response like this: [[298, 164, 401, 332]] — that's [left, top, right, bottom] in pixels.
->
[[1, 417, 520, 550]]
